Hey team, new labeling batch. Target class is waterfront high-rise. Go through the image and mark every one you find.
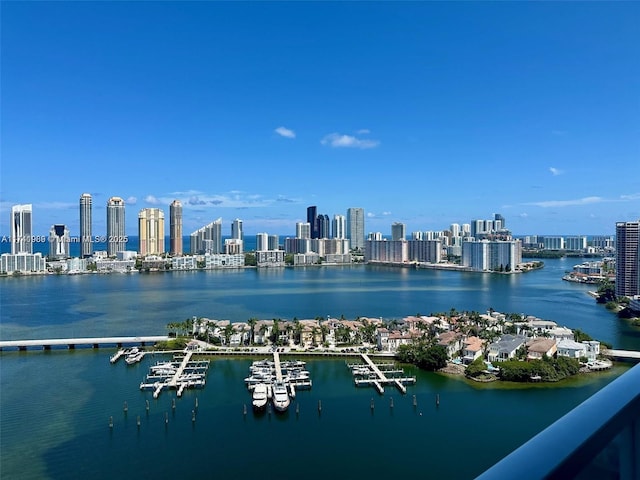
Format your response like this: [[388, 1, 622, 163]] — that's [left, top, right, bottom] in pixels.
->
[[615, 221, 640, 298], [169, 200, 183, 256], [138, 208, 165, 256], [79, 193, 93, 257], [317, 214, 330, 239], [106, 197, 126, 256], [332, 215, 346, 240], [391, 222, 406, 241], [49, 224, 70, 259], [231, 219, 243, 241], [190, 218, 222, 254], [256, 233, 269, 251], [347, 207, 365, 251], [296, 222, 311, 239], [11, 204, 33, 254], [307, 206, 318, 239]]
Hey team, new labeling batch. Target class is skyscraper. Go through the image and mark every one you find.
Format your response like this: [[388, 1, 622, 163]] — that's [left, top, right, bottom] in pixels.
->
[[317, 214, 330, 239], [231, 219, 243, 241], [190, 218, 222, 254], [307, 206, 318, 239], [347, 207, 364, 251], [138, 208, 165, 256], [49, 224, 70, 259], [332, 214, 346, 239], [296, 222, 311, 239], [616, 221, 640, 298], [169, 200, 183, 255], [79, 193, 93, 258], [11, 204, 32, 254], [391, 222, 406, 241], [106, 197, 126, 256]]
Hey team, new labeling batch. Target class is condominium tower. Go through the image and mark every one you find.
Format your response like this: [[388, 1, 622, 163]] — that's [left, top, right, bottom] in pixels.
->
[[616, 221, 640, 298], [106, 197, 126, 256], [11, 204, 32, 254], [138, 208, 165, 256], [190, 218, 222, 254], [49, 224, 70, 259], [347, 207, 365, 250], [169, 200, 183, 255], [79, 193, 93, 257], [391, 222, 406, 241]]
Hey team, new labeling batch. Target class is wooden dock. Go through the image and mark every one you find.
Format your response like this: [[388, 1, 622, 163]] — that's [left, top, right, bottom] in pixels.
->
[[140, 352, 209, 398], [273, 351, 283, 381]]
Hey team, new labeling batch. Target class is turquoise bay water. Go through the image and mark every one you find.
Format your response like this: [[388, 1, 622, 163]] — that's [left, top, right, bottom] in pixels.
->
[[1, 259, 639, 479]]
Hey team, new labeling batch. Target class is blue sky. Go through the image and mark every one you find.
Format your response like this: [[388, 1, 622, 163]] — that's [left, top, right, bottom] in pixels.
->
[[1, 1, 639, 237]]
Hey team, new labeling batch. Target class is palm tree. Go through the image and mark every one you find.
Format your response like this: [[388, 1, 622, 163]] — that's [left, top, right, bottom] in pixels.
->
[[292, 319, 302, 345], [271, 318, 281, 346], [247, 317, 258, 345], [310, 326, 319, 346], [223, 324, 235, 346]]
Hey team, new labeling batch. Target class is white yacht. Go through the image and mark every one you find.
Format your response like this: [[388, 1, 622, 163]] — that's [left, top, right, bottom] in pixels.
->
[[252, 383, 268, 411], [272, 381, 290, 412]]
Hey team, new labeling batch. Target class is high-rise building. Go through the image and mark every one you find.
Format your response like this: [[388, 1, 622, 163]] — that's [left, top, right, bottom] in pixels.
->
[[317, 214, 330, 239], [296, 222, 311, 239], [231, 219, 243, 241], [169, 200, 183, 256], [268, 235, 279, 251], [106, 197, 126, 256], [138, 208, 165, 256], [347, 207, 365, 251], [190, 218, 222, 254], [616, 221, 640, 298], [80, 193, 93, 258], [307, 206, 318, 239], [11, 204, 33, 254], [49, 224, 70, 259], [391, 222, 406, 241], [256, 233, 269, 251], [332, 215, 346, 239]]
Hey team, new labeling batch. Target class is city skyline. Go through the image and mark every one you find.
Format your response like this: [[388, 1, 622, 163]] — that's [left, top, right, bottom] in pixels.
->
[[2, 2, 639, 236]]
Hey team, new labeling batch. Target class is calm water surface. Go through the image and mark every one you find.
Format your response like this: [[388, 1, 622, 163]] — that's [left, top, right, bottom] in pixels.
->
[[1, 259, 639, 479]]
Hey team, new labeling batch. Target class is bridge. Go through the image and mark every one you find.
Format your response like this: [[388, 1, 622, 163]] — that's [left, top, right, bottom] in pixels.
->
[[602, 349, 640, 361], [0, 336, 169, 351]]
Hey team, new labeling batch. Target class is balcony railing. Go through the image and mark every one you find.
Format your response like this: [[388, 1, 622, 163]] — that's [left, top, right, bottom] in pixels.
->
[[477, 362, 640, 479]]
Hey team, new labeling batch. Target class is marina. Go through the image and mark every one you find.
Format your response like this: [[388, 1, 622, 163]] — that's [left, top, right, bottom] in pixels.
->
[[244, 352, 313, 412], [138, 352, 210, 398], [348, 354, 416, 394]]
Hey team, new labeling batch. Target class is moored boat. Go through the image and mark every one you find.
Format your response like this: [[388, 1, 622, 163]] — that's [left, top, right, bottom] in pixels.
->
[[272, 381, 290, 412], [252, 383, 268, 411]]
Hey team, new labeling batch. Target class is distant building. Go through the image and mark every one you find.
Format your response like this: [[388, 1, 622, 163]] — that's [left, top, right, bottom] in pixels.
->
[[461, 239, 522, 272], [317, 214, 330, 239], [11, 204, 32, 254], [256, 250, 286, 267], [407, 239, 442, 263], [332, 215, 346, 239], [191, 218, 222, 254], [347, 207, 365, 250], [296, 222, 311, 239], [49, 224, 70, 259], [307, 206, 318, 239], [1, 252, 46, 274], [565, 236, 587, 251], [231, 218, 243, 241], [138, 208, 165, 256], [391, 222, 406, 241], [106, 197, 126, 256], [365, 239, 408, 263], [79, 193, 93, 257], [616, 220, 640, 298], [169, 200, 183, 255], [256, 233, 269, 251]]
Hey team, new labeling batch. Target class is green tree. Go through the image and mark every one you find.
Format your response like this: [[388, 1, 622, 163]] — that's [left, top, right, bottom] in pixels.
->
[[247, 317, 258, 345], [223, 324, 235, 346]]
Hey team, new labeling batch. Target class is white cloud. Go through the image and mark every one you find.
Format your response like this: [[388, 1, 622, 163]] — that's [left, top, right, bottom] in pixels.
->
[[357, 129, 370, 134], [620, 193, 640, 201], [275, 126, 296, 139], [320, 132, 380, 149], [526, 196, 604, 208], [382, 211, 392, 216], [126, 196, 137, 205], [549, 167, 563, 176], [367, 212, 376, 218], [519, 213, 528, 218], [145, 195, 160, 205]]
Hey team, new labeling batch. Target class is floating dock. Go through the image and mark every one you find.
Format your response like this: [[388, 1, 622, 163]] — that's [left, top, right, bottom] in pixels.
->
[[139, 352, 210, 398], [349, 354, 416, 394]]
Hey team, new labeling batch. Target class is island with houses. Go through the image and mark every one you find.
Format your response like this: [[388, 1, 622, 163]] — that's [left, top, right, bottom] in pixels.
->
[[160, 308, 613, 383]]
